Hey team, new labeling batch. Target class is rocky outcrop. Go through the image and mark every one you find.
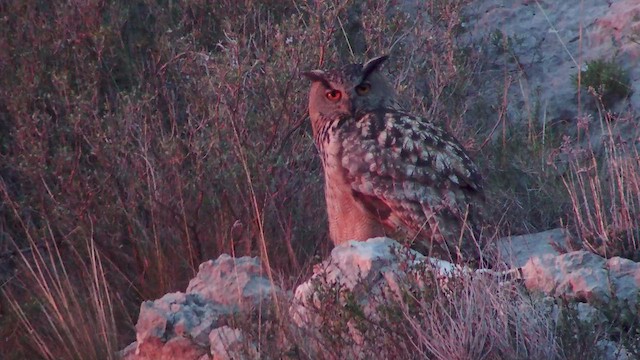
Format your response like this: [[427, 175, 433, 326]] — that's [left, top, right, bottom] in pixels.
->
[[288, 237, 546, 359], [121, 233, 639, 359], [291, 235, 637, 359], [290, 237, 457, 332], [494, 228, 574, 267], [120, 255, 278, 360], [522, 250, 640, 305]]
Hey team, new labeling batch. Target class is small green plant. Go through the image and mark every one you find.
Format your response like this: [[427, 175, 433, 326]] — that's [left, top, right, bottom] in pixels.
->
[[555, 294, 640, 359], [574, 59, 632, 107]]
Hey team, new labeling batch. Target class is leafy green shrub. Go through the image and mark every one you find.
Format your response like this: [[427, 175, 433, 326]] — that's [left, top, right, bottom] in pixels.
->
[[600, 295, 640, 357], [574, 59, 632, 107], [554, 296, 640, 360], [554, 301, 608, 360]]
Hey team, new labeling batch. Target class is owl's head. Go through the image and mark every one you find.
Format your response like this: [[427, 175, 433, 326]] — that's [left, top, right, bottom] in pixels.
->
[[302, 55, 399, 124]]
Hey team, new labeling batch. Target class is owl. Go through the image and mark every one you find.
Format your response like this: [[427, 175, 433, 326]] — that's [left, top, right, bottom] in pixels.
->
[[302, 55, 484, 263]]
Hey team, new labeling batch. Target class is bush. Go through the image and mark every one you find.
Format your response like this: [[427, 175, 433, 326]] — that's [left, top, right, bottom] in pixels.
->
[[574, 59, 632, 108]]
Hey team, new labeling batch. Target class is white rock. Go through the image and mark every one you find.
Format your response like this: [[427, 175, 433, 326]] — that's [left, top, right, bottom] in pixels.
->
[[290, 238, 455, 357], [187, 255, 275, 308], [522, 250, 608, 302], [521, 250, 640, 306], [290, 237, 562, 359], [122, 254, 279, 359], [291, 238, 458, 327], [495, 228, 574, 268], [605, 256, 640, 305]]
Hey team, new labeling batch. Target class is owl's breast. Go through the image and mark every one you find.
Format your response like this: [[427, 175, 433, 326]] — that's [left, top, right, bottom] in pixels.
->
[[315, 116, 352, 168], [321, 140, 387, 243]]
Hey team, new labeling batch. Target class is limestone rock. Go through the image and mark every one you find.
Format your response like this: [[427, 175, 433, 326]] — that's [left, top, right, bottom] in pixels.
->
[[121, 255, 273, 360], [291, 237, 455, 329], [187, 254, 275, 308], [521, 250, 640, 305], [289, 237, 560, 359], [496, 228, 640, 306], [495, 228, 574, 268]]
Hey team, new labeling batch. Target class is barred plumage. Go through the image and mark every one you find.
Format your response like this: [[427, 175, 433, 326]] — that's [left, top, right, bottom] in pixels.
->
[[302, 55, 484, 262]]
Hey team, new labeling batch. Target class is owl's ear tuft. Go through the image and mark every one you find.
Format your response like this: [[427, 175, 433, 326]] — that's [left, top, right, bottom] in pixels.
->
[[301, 70, 333, 89], [362, 55, 389, 79], [301, 70, 326, 82]]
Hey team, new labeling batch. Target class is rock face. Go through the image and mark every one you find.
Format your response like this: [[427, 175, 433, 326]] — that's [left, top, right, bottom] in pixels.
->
[[290, 236, 639, 359], [494, 228, 574, 268], [185, 254, 276, 308], [290, 238, 562, 360], [120, 255, 278, 360], [466, 0, 640, 127]]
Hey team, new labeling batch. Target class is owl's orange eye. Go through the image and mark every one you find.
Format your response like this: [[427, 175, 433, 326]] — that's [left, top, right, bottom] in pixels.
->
[[356, 83, 371, 95], [325, 89, 342, 102]]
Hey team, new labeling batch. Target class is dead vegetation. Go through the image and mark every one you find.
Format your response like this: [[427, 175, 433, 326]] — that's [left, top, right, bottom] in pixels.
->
[[0, 0, 638, 358]]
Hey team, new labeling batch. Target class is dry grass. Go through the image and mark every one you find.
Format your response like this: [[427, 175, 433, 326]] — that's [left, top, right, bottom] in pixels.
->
[[0, 0, 638, 358], [560, 109, 640, 260], [284, 253, 559, 360], [1, 181, 119, 360]]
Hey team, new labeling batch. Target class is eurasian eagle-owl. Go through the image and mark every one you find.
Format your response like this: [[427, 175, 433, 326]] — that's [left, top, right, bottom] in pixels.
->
[[302, 55, 484, 263]]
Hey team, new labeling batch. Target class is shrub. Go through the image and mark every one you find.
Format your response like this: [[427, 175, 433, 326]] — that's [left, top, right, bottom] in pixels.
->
[[574, 59, 632, 108]]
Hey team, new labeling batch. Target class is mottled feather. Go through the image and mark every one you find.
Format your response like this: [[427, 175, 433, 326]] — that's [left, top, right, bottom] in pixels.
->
[[303, 55, 485, 263], [340, 111, 482, 259]]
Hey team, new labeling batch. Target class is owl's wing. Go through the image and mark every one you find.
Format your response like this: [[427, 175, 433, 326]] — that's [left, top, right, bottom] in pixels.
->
[[339, 111, 482, 253]]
